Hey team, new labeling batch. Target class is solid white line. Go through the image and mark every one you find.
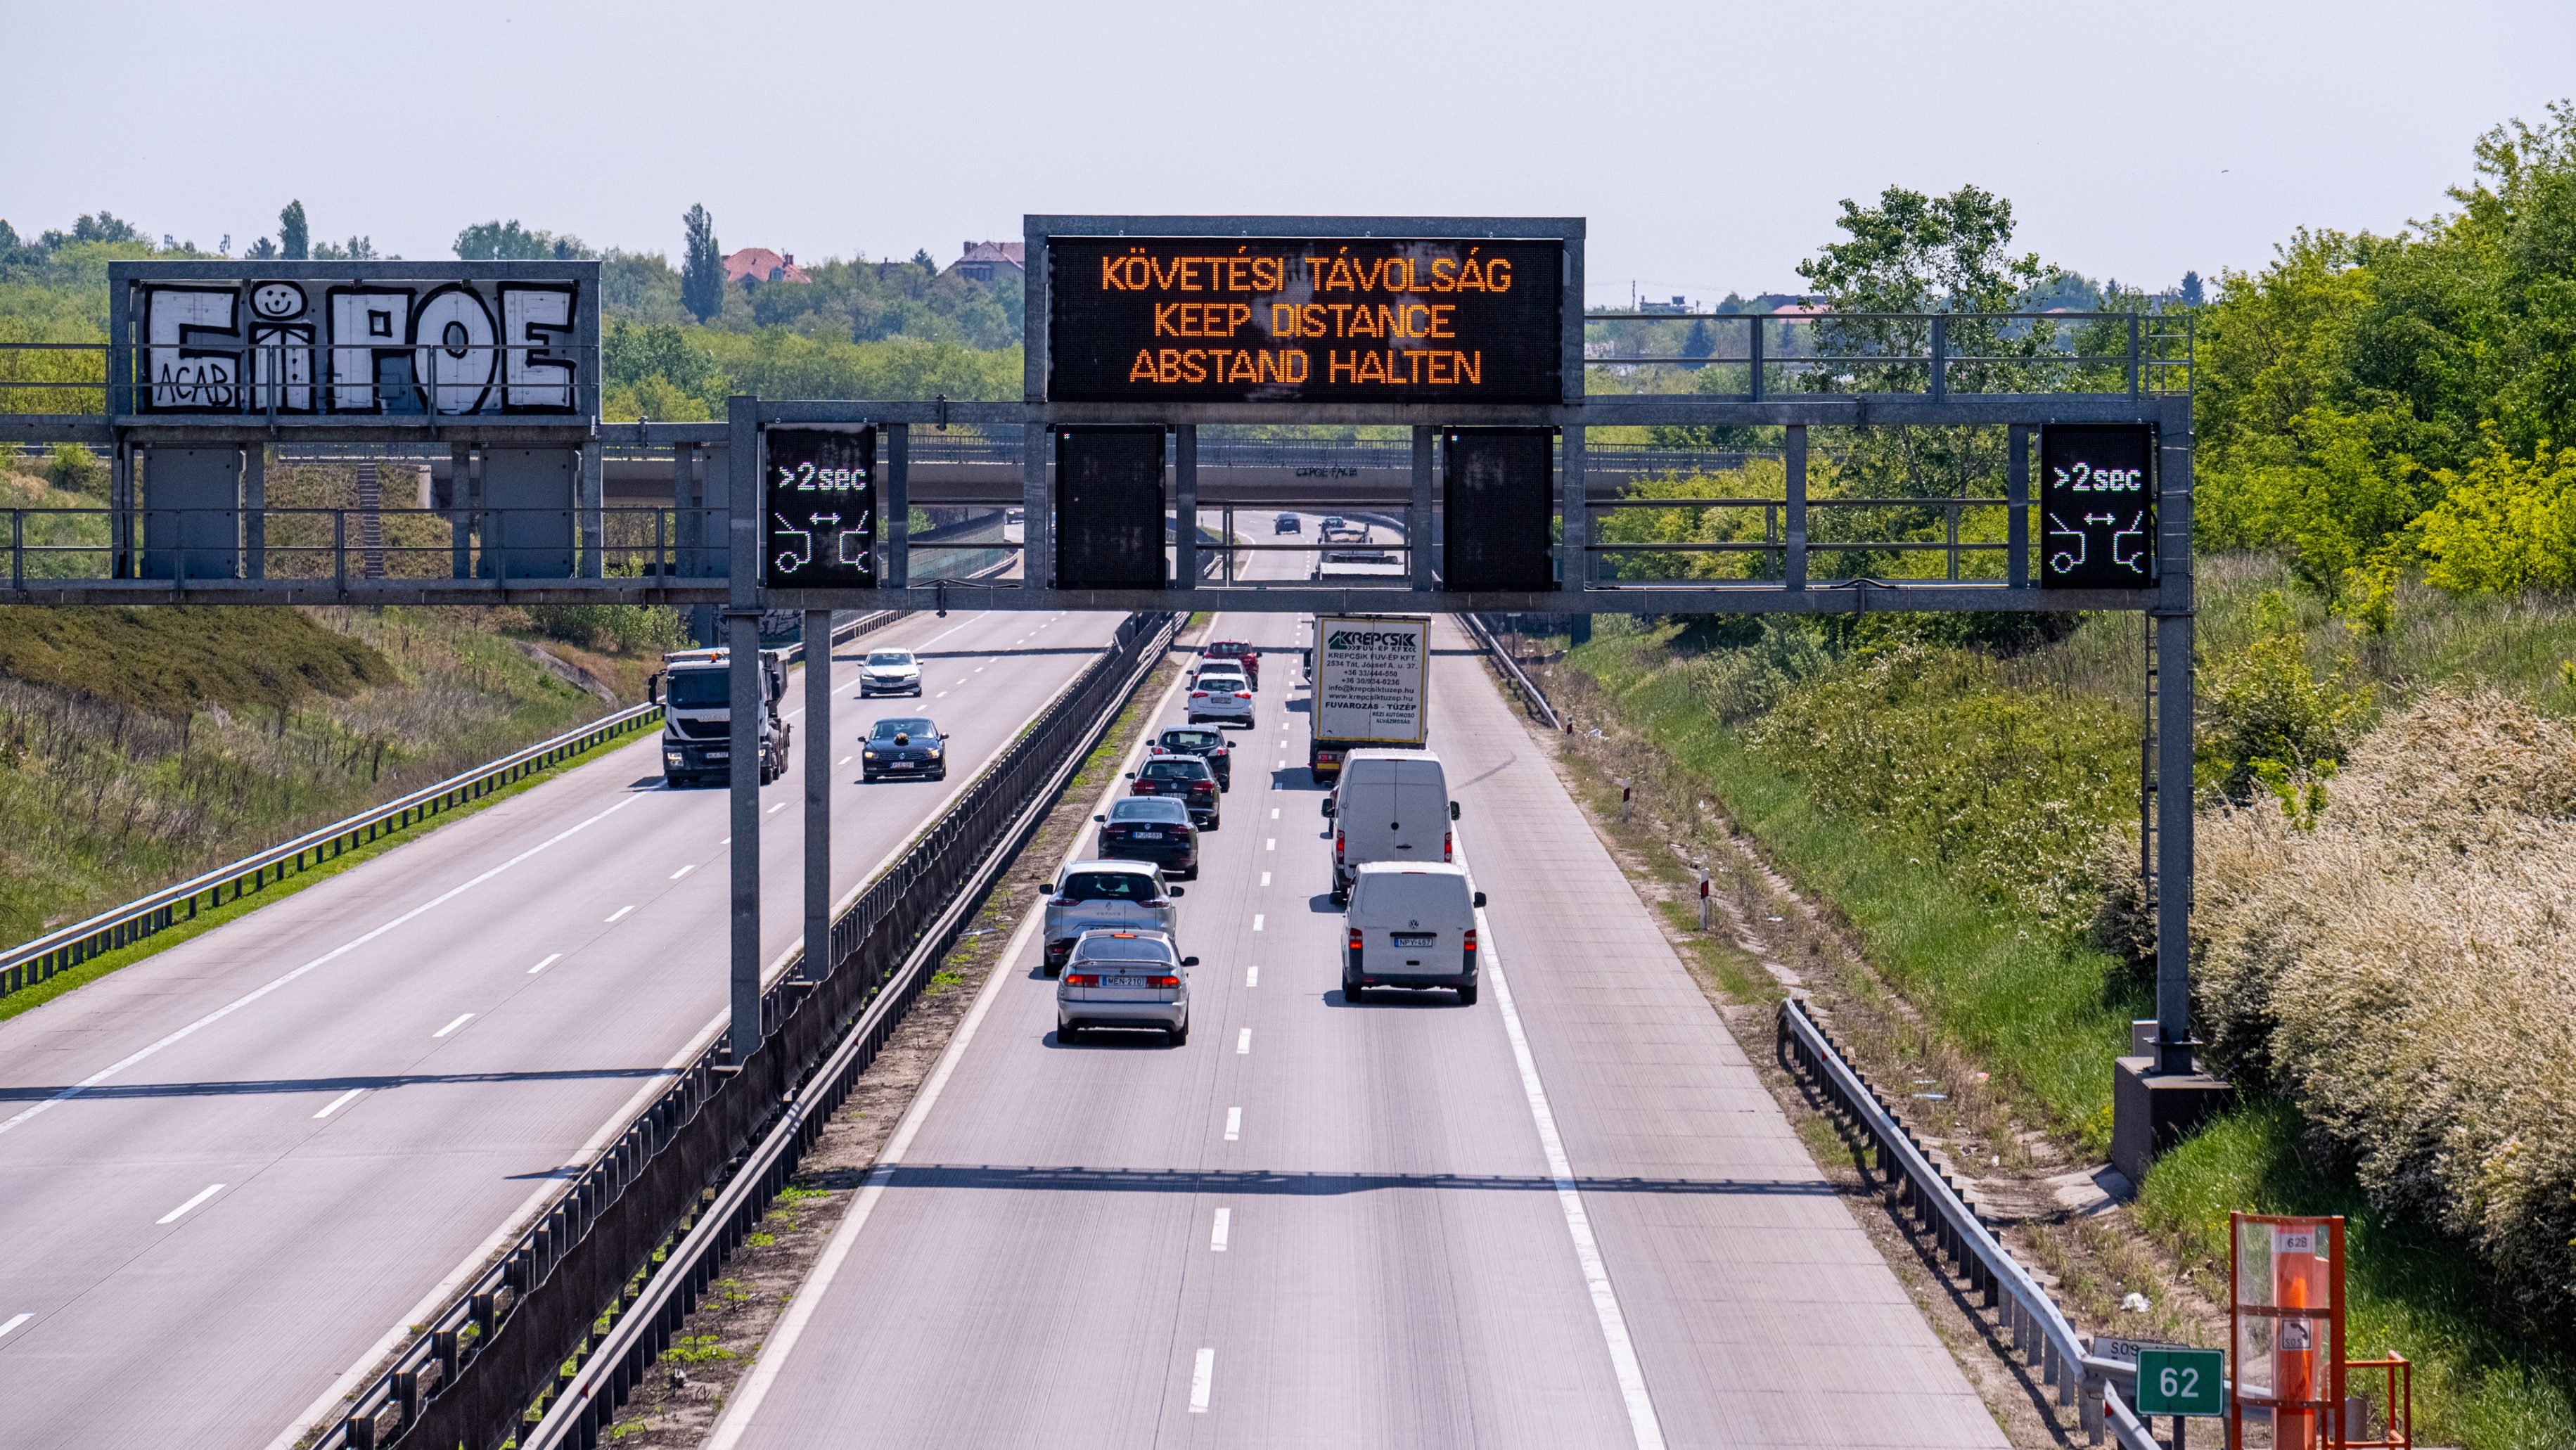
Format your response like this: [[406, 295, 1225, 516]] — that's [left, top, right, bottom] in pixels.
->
[[527, 952, 562, 975], [705, 621, 1200, 1450], [1245, 965, 1258, 987], [158, 1183, 225, 1225], [605, 904, 635, 923], [1482, 923, 1668, 1450], [0, 795, 641, 1141], [1189, 1347, 1215, 1412], [669, 864, 696, 880], [1224, 1106, 1241, 1141], [1236, 1027, 1251, 1054], [312, 1088, 365, 1119], [0, 1311, 29, 1339], [1251, 914, 1264, 932], [432, 1013, 475, 1039]]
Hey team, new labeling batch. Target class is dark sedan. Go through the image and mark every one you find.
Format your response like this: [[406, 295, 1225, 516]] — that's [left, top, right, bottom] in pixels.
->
[[860, 717, 946, 782], [1093, 797, 1199, 878], [1129, 756, 1219, 828], [1149, 726, 1231, 790]]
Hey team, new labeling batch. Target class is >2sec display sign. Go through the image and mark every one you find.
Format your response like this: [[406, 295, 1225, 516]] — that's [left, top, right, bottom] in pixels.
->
[[2039, 424, 2158, 589], [1046, 236, 1565, 404], [763, 427, 877, 588]]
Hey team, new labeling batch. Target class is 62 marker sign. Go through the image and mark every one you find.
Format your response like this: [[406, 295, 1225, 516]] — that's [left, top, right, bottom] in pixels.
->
[[2039, 424, 2157, 589], [763, 427, 877, 588]]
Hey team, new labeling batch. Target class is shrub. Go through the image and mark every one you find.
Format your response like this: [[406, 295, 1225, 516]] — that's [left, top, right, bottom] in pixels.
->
[[44, 443, 106, 497], [2198, 625, 2373, 801], [521, 603, 689, 657], [2195, 689, 2576, 1311]]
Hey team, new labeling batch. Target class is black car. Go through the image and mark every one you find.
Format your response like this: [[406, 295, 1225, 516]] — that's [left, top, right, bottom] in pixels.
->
[[1129, 757, 1219, 828], [1093, 797, 1199, 878], [861, 717, 945, 782], [1150, 726, 1231, 790]]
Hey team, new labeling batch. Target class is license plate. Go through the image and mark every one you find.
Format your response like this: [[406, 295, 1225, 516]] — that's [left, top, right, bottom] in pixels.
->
[[1393, 932, 1437, 947], [1135, 830, 1164, 840], [889, 762, 915, 770], [1108, 975, 1150, 989], [706, 752, 729, 762]]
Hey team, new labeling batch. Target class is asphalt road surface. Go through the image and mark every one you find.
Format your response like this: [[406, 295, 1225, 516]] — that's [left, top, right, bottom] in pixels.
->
[[0, 607, 1122, 1449], [704, 530, 2008, 1446]]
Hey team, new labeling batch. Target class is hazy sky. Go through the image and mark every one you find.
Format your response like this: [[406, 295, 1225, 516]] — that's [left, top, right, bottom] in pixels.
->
[[10, 0, 2571, 305]]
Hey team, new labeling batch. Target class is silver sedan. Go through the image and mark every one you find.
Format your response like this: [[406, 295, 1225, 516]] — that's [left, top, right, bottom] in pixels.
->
[[1056, 929, 1195, 1045]]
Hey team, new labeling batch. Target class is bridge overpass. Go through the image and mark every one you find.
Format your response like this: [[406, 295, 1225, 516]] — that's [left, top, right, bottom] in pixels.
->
[[0, 516, 2010, 1449]]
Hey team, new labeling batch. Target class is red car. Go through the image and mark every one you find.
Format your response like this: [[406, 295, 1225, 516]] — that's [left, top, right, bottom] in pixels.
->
[[1127, 756, 1221, 828], [1202, 640, 1260, 689]]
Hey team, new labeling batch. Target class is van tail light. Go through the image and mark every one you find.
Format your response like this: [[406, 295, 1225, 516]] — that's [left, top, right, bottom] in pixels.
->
[[1444, 830, 1454, 861], [1463, 928, 1478, 956], [1067, 973, 1100, 987], [1348, 928, 1364, 951], [1335, 830, 1345, 859]]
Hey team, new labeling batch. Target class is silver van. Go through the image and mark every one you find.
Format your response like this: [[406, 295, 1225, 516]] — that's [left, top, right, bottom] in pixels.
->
[[1321, 749, 1456, 902], [1342, 863, 1485, 1004]]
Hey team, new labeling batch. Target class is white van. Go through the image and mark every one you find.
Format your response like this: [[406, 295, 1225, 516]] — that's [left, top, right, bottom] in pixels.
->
[[1342, 862, 1485, 1004], [1321, 748, 1456, 901]]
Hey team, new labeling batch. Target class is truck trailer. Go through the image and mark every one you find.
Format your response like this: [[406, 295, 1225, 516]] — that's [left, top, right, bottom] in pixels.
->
[[1306, 613, 1430, 781]]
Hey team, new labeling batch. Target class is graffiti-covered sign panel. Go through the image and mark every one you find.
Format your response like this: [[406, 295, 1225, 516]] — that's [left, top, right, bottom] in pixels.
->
[[113, 262, 597, 418]]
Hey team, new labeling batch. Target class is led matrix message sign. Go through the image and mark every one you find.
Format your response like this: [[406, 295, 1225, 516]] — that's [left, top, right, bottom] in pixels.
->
[[2039, 424, 2157, 589], [1046, 236, 1564, 404], [764, 428, 877, 589]]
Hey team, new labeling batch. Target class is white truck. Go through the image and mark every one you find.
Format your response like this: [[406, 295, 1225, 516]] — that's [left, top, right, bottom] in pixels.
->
[[653, 647, 793, 788], [1306, 612, 1430, 782]]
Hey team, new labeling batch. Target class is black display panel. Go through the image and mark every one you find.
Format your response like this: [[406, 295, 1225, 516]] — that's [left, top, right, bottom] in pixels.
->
[[2038, 425, 2156, 589], [1048, 237, 1564, 404], [1442, 428, 1556, 591], [763, 427, 877, 588], [1055, 427, 1167, 590]]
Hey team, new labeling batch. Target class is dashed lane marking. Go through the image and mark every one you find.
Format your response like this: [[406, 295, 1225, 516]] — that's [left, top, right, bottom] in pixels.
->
[[157, 1183, 225, 1225], [432, 1013, 475, 1039]]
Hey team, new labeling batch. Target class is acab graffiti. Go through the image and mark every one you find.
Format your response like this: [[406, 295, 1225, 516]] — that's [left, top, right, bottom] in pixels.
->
[[139, 277, 583, 416]]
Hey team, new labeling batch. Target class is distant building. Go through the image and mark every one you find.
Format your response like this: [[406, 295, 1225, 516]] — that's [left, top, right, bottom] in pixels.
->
[[1639, 295, 1694, 315], [724, 248, 810, 288], [1769, 302, 1828, 321], [947, 240, 1025, 284]]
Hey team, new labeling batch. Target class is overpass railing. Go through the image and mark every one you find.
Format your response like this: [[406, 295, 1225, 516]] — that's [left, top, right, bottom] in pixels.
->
[[1779, 998, 2168, 1446], [312, 610, 1179, 1450]]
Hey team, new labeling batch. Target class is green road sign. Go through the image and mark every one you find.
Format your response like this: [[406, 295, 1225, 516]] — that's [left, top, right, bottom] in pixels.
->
[[2134, 1346, 2226, 1416]]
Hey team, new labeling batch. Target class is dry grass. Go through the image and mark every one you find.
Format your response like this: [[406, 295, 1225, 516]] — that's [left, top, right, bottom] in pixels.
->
[[2196, 688, 2576, 1311]]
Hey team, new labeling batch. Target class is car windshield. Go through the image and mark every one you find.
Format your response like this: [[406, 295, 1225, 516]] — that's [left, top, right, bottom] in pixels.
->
[[1072, 934, 1177, 963], [1208, 642, 1251, 656], [665, 671, 728, 710], [1060, 871, 1158, 902], [866, 651, 914, 667], [1197, 667, 1245, 683], [1141, 759, 1207, 782], [1110, 798, 1190, 823], [869, 718, 937, 740], [1160, 729, 1222, 751]]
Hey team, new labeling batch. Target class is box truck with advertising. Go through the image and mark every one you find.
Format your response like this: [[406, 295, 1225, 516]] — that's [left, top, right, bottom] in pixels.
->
[[1307, 613, 1429, 781]]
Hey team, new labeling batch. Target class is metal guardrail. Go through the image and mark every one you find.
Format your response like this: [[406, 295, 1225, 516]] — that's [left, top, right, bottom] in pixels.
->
[[307, 610, 1178, 1450], [1776, 998, 2167, 1447], [1460, 612, 1560, 730], [0, 703, 657, 1001], [0, 610, 899, 1005]]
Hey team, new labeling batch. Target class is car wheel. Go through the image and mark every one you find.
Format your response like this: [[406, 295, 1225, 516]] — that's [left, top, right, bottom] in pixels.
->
[[1169, 1022, 1188, 1047], [1343, 979, 1364, 1003], [1458, 981, 1479, 1007], [1207, 816, 1221, 831], [1181, 864, 1200, 880], [1059, 1023, 1079, 1044], [1330, 888, 1348, 908]]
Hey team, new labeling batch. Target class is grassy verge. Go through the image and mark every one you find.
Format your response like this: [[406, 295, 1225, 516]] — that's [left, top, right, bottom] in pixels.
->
[[0, 729, 642, 1025], [1566, 629, 2139, 1150]]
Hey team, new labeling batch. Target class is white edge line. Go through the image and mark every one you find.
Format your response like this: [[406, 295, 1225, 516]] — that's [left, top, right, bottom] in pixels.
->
[[0, 1311, 30, 1338], [1456, 847, 1667, 1450], [707, 612, 1208, 1449], [527, 953, 563, 975], [157, 1182, 226, 1225], [1, 794, 642, 1142]]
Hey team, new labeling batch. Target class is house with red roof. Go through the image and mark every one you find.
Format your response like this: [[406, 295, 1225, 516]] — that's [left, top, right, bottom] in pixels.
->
[[723, 248, 810, 288]]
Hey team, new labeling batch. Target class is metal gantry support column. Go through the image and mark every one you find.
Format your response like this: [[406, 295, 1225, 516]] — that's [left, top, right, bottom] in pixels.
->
[[1785, 423, 1809, 590], [243, 444, 266, 580], [2152, 407, 2197, 1074], [110, 440, 133, 579], [1020, 425, 1050, 589], [1172, 425, 1196, 586], [1409, 425, 1435, 590], [885, 424, 909, 590], [724, 397, 763, 1064], [1561, 423, 1587, 591], [2006, 425, 2030, 589], [802, 608, 833, 982], [451, 443, 473, 579], [579, 440, 605, 579]]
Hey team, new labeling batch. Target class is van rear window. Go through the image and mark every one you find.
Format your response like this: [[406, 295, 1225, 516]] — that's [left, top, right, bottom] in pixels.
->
[[1061, 871, 1155, 902]]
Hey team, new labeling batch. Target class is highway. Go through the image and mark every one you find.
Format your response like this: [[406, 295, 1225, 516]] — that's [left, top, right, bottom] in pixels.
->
[[703, 528, 2008, 1446], [0, 607, 1124, 1448]]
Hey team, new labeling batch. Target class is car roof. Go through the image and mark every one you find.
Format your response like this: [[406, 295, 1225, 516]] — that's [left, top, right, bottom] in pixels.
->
[[1064, 858, 1157, 875], [1110, 797, 1190, 818], [1354, 861, 1469, 878]]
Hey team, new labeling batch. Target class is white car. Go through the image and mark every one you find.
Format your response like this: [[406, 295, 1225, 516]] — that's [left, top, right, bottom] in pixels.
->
[[859, 648, 923, 696], [1186, 665, 1254, 726]]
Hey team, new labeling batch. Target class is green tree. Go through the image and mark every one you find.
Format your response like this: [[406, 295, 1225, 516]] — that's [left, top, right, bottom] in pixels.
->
[[279, 200, 309, 260], [681, 205, 724, 323], [453, 219, 590, 261]]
